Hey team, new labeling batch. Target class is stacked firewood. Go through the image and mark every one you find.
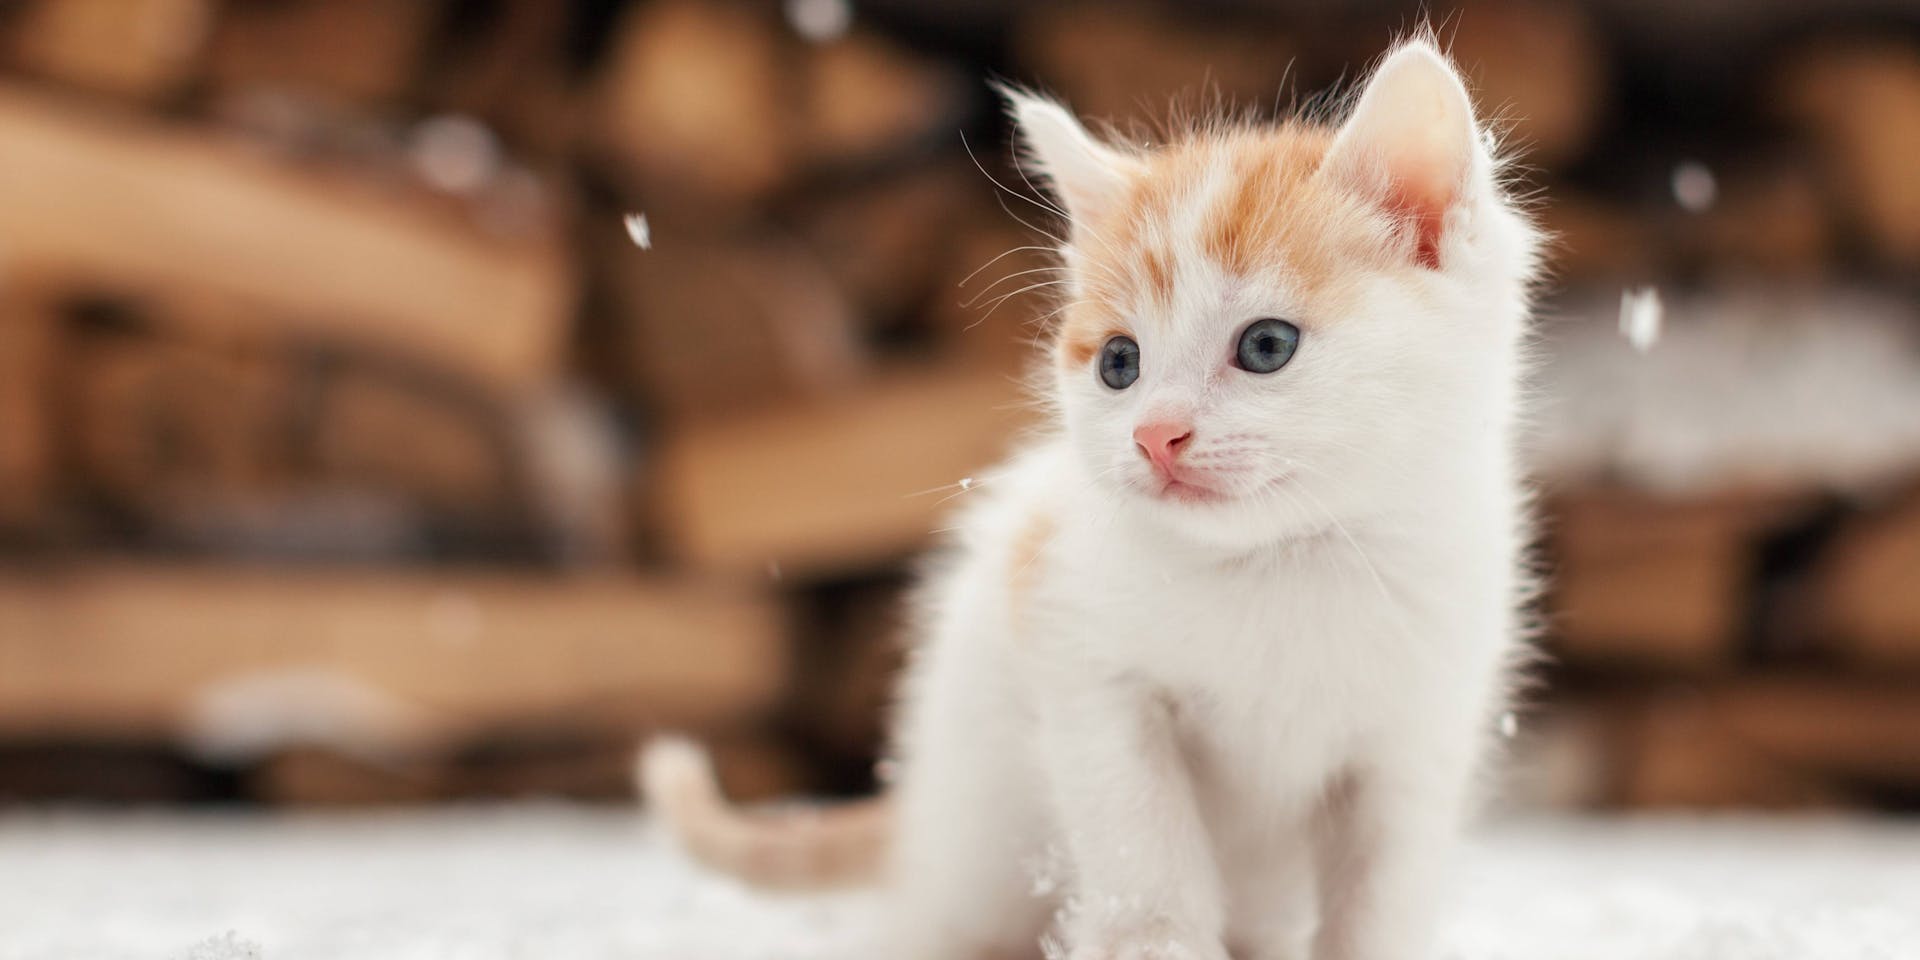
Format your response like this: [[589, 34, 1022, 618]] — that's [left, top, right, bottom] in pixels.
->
[[0, 0, 1916, 809]]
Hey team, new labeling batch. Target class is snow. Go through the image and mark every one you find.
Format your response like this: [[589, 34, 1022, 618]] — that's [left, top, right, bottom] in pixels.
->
[[177, 933, 262, 960], [1618, 287, 1664, 353], [624, 213, 652, 250], [1533, 287, 1920, 494], [1670, 162, 1717, 213], [3, 807, 1917, 959], [182, 668, 432, 766], [784, 0, 851, 42]]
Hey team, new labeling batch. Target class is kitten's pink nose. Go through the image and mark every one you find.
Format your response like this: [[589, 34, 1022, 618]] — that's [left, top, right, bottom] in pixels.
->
[[1133, 420, 1194, 472]]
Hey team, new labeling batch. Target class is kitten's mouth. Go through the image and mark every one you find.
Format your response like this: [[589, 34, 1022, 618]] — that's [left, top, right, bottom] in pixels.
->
[[1160, 480, 1223, 503], [1141, 469, 1290, 505], [1152, 474, 1226, 504]]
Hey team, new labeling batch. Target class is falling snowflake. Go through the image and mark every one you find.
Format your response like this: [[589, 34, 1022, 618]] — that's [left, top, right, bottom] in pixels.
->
[[1619, 287, 1663, 353], [784, 0, 851, 42], [623, 212, 652, 250], [1671, 161, 1717, 213]]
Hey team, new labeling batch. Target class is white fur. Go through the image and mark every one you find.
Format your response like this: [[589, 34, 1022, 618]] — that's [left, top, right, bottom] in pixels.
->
[[884, 45, 1541, 960]]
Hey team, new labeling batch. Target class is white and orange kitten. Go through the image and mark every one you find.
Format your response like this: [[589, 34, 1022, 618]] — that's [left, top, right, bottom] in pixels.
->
[[645, 40, 1542, 960]]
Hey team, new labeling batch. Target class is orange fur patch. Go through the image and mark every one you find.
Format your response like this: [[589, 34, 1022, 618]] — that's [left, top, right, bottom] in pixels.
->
[[1141, 245, 1174, 306], [1057, 330, 1102, 370], [1008, 509, 1056, 618], [1052, 123, 1390, 372], [1055, 300, 1124, 372], [1202, 133, 1337, 277]]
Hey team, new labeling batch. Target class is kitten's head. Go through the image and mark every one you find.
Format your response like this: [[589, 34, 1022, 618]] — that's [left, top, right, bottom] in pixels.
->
[[1009, 42, 1541, 549]]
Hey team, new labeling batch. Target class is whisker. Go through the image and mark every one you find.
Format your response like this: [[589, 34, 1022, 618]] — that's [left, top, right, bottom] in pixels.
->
[[903, 480, 969, 499], [956, 246, 1060, 290], [962, 131, 1069, 223], [961, 265, 1070, 308], [971, 280, 1076, 327]]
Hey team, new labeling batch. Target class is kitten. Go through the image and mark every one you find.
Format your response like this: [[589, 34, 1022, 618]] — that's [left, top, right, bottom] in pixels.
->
[[644, 39, 1542, 960]]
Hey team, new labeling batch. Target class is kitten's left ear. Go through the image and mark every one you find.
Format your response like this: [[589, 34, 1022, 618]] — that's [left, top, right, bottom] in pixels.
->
[[1001, 88, 1140, 231], [1323, 42, 1485, 268]]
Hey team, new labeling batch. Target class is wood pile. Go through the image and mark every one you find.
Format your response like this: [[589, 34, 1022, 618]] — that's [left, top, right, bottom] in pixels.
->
[[1, 0, 210, 101], [0, 0, 1916, 810], [1527, 475, 1920, 810], [1521, 676, 1920, 811]]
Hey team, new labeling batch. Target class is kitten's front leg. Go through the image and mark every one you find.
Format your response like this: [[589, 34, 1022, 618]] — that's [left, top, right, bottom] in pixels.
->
[[1025, 663, 1227, 960], [1310, 744, 1476, 960]]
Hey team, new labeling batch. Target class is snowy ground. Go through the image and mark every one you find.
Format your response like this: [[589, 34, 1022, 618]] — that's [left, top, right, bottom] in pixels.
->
[[2, 806, 1917, 960]]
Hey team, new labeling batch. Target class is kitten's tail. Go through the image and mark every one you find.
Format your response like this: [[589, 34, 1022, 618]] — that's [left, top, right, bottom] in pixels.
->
[[637, 735, 890, 890]]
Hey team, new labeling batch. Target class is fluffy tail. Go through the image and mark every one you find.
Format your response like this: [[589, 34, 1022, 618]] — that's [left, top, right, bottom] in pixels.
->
[[638, 736, 891, 891]]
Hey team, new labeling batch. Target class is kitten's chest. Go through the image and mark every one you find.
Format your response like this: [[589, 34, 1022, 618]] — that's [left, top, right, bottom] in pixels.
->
[[1072, 536, 1393, 677], [1083, 545, 1417, 797], [1048, 543, 1399, 765]]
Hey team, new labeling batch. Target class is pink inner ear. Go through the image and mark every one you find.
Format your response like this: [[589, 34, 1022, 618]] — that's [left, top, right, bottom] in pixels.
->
[[1386, 178, 1450, 269], [1328, 44, 1479, 270]]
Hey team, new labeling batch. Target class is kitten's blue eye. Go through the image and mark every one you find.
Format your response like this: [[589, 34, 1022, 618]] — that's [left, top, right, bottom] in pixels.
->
[[1234, 318, 1300, 374], [1098, 336, 1140, 390]]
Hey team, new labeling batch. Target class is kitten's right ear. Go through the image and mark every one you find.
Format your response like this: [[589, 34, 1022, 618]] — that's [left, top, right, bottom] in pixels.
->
[[1001, 88, 1138, 229], [1321, 42, 1483, 268]]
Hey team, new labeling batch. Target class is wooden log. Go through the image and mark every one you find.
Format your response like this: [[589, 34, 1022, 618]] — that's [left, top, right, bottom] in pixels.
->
[[499, 386, 633, 568], [312, 366, 510, 516], [595, 219, 866, 423], [0, 294, 57, 529], [1682, 160, 1834, 278], [446, 727, 809, 803], [1, 0, 211, 101], [1777, 39, 1920, 266], [798, 30, 967, 168], [1545, 488, 1818, 670], [255, 747, 443, 807], [1014, 4, 1300, 131], [257, 725, 807, 806], [1812, 486, 1920, 667], [1543, 162, 1832, 284], [0, 740, 230, 803], [60, 320, 546, 560], [1537, 191, 1663, 283], [791, 580, 908, 763], [418, 0, 579, 159], [592, 2, 964, 202], [1611, 689, 1842, 809], [1709, 677, 1920, 786], [0, 84, 572, 391], [0, 565, 790, 742], [592, 0, 791, 209], [1611, 678, 1920, 809], [204, 0, 442, 106], [67, 329, 291, 518], [800, 164, 978, 324], [59, 294, 617, 561], [1448, 1, 1606, 168], [652, 365, 1031, 576]]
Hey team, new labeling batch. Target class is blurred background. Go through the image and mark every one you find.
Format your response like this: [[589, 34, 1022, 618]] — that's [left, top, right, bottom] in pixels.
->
[[0, 0, 1916, 816]]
